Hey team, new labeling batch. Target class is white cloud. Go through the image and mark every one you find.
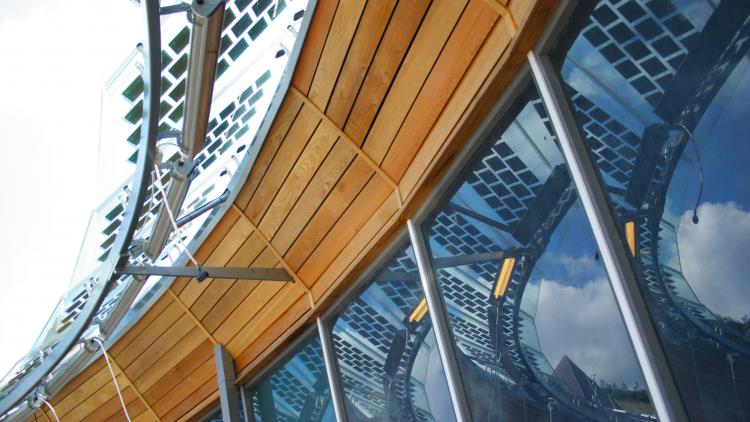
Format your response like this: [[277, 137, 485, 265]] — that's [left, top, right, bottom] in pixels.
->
[[535, 275, 646, 387], [677, 201, 750, 322]]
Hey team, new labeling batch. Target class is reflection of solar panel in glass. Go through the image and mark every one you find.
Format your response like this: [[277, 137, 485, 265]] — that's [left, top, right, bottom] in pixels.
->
[[583, 0, 698, 105], [466, 140, 543, 227], [567, 87, 640, 189], [249, 337, 331, 422], [332, 244, 446, 421]]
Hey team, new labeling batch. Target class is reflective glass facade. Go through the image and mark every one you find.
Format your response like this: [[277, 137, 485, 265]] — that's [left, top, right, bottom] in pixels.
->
[[421, 84, 654, 420], [247, 335, 334, 421], [330, 242, 455, 422], [227, 2, 750, 420], [239, 2, 750, 419], [551, 0, 750, 420]]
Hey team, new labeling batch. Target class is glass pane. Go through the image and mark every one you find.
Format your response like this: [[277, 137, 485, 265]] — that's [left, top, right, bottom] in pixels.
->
[[551, 0, 750, 419], [249, 336, 334, 421], [331, 242, 456, 421], [421, 83, 656, 420]]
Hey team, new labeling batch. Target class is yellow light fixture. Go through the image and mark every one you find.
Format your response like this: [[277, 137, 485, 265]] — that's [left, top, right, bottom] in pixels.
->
[[625, 221, 636, 257], [409, 298, 428, 323], [493, 257, 516, 299]]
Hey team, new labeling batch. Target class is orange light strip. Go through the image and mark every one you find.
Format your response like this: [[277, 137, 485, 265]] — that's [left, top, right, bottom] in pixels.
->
[[625, 221, 636, 257], [493, 257, 516, 299], [409, 298, 428, 323]]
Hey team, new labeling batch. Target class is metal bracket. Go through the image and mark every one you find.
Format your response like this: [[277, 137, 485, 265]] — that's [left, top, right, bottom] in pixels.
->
[[116, 265, 293, 282], [160, 3, 191, 15], [176, 189, 230, 227]]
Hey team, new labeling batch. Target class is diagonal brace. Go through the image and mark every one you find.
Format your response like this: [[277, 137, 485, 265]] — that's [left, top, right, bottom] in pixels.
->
[[117, 265, 293, 281]]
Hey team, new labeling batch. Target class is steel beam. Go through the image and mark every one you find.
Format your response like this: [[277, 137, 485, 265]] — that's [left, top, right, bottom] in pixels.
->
[[215, 344, 242, 422], [176, 189, 229, 227], [117, 265, 292, 281]]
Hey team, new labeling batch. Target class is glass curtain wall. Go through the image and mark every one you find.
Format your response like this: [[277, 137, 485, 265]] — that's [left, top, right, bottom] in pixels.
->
[[329, 242, 456, 422], [549, 0, 750, 420], [419, 83, 656, 421], [246, 335, 334, 421]]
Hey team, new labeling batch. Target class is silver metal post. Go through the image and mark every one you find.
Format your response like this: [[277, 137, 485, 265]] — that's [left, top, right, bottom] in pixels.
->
[[316, 317, 348, 422], [239, 386, 254, 422], [215, 344, 242, 422], [407, 220, 472, 422], [527, 50, 688, 422]]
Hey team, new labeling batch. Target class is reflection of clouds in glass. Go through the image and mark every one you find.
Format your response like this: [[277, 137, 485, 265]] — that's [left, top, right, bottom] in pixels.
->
[[678, 201, 750, 321], [535, 275, 645, 386]]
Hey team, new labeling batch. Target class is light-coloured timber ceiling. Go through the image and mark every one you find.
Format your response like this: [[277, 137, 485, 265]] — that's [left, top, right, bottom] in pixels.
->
[[30, 0, 558, 420]]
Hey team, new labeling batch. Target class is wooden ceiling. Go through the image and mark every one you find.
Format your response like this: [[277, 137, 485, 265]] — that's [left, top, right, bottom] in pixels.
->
[[31, 0, 557, 420]]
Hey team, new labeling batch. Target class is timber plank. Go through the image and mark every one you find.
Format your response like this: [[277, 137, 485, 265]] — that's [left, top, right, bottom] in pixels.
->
[[292, 0, 340, 94], [47, 358, 106, 409], [142, 340, 213, 405], [243, 106, 321, 225], [343, 0, 432, 145], [159, 371, 217, 421], [152, 358, 214, 417], [53, 366, 112, 418], [296, 175, 392, 283], [173, 201, 244, 295], [270, 140, 356, 252], [133, 326, 207, 392], [108, 394, 148, 422], [123, 315, 195, 381], [109, 294, 173, 357], [307, 0, 367, 110], [382, 0, 498, 182], [283, 158, 375, 270], [256, 119, 340, 236], [114, 300, 181, 369], [399, 11, 514, 198], [362, 0, 468, 163], [62, 373, 125, 421], [83, 386, 139, 421], [176, 391, 219, 422], [312, 186, 400, 302], [214, 266, 287, 346], [225, 283, 305, 357], [202, 249, 278, 334], [234, 96, 304, 210], [176, 215, 253, 307], [326, 0, 397, 127], [235, 293, 312, 375], [188, 233, 266, 321]]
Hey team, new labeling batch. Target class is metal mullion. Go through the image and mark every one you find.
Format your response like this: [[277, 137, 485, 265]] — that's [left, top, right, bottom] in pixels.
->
[[407, 220, 472, 422], [317, 317, 348, 422], [527, 51, 689, 422]]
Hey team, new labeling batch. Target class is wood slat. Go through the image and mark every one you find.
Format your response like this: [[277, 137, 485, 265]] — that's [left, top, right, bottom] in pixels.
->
[[344, 0, 432, 145], [381, 0, 499, 182], [362, 0, 468, 162], [142, 340, 213, 405], [398, 7, 514, 198], [325, 0, 398, 127], [307, 0, 367, 109], [292, 0, 340, 94], [283, 158, 375, 270]]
